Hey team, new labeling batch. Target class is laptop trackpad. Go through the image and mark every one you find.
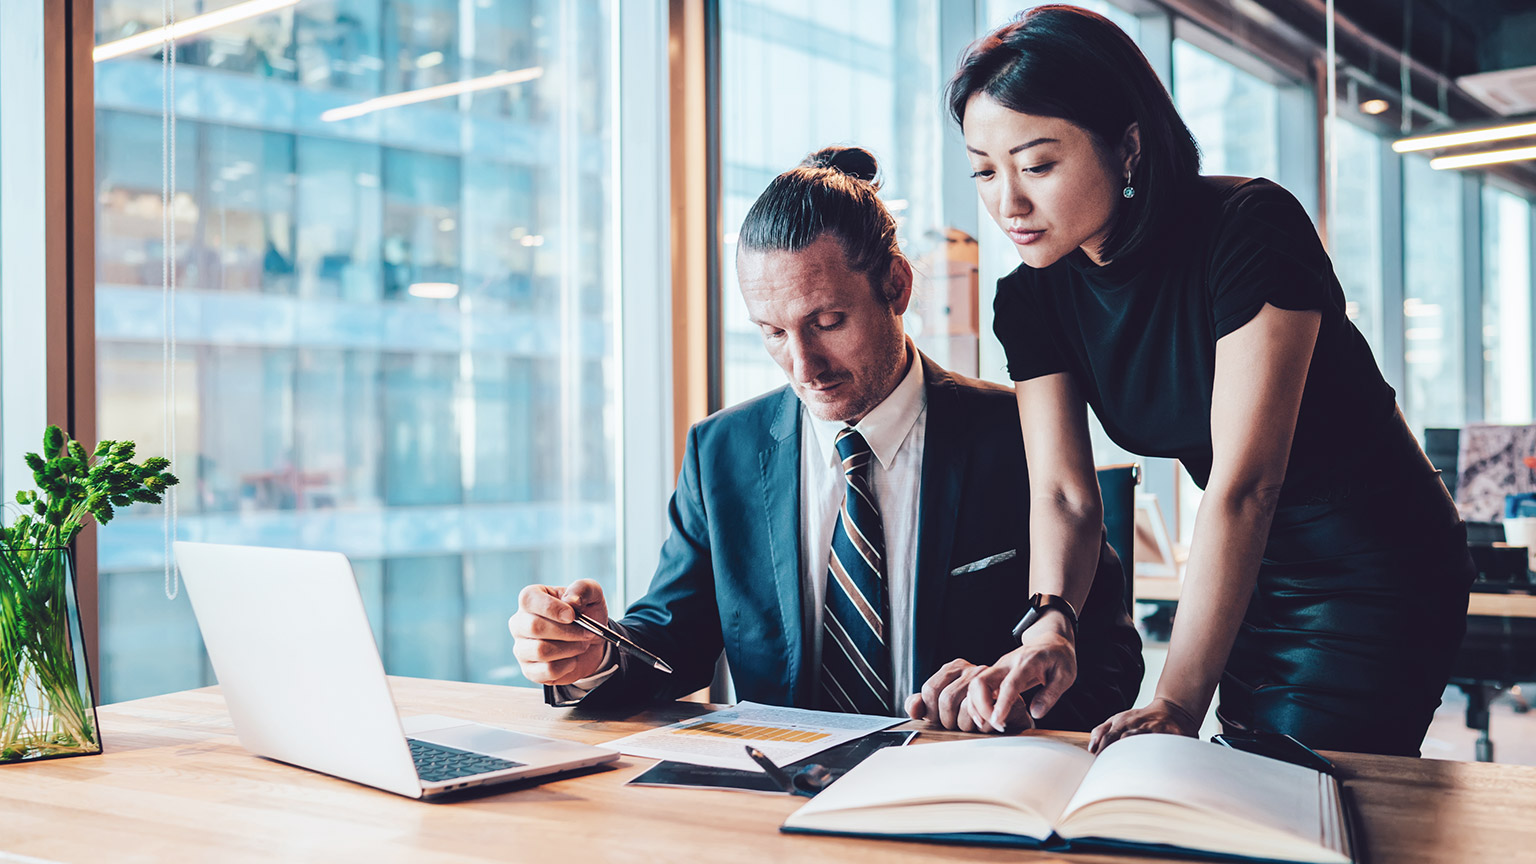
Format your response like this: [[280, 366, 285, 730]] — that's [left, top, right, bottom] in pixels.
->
[[403, 714, 580, 760]]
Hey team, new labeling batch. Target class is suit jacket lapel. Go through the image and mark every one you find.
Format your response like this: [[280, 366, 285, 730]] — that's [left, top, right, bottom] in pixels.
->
[[913, 355, 968, 679], [760, 388, 806, 703]]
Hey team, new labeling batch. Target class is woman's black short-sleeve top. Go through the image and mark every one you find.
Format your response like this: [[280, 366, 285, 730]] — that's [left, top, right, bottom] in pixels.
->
[[993, 176, 1402, 502]]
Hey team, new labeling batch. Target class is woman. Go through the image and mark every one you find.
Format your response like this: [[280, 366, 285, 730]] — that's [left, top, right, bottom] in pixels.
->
[[950, 5, 1474, 757]]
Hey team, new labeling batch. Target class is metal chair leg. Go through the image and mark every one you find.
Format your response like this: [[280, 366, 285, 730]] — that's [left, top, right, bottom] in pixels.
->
[[1475, 731, 1494, 763], [1462, 683, 1495, 762]]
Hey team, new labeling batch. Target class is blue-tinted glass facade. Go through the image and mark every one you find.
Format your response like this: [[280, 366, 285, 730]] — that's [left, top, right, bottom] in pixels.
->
[[93, 0, 617, 702]]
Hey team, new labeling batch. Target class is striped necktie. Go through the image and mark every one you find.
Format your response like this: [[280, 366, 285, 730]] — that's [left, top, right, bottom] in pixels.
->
[[819, 427, 893, 715]]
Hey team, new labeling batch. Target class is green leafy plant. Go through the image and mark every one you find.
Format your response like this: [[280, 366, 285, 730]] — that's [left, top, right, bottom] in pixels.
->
[[0, 425, 178, 761]]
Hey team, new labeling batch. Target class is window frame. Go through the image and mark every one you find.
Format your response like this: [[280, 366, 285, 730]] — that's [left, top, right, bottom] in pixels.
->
[[5, 0, 99, 694]]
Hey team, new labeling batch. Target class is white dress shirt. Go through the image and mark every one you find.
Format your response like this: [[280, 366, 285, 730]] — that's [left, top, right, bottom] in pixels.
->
[[800, 346, 927, 714], [563, 345, 928, 713]]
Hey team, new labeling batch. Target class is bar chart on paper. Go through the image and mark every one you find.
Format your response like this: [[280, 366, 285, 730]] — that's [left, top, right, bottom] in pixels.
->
[[603, 702, 904, 770], [671, 721, 831, 743]]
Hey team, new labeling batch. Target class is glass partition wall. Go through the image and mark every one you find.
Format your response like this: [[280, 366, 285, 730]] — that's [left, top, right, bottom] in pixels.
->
[[92, 0, 627, 702], [1401, 155, 1467, 431], [1329, 119, 1387, 367], [1483, 184, 1534, 425]]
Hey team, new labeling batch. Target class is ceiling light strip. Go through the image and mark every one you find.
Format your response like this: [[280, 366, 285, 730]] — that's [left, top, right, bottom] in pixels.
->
[[94, 0, 300, 62], [1429, 145, 1536, 171], [320, 67, 544, 122], [1393, 121, 1536, 154]]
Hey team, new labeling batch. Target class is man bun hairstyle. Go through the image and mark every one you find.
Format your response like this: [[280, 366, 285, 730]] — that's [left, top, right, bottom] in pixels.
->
[[945, 5, 1200, 263], [737, 145, 904, 304], [799, 145, 881, 185]]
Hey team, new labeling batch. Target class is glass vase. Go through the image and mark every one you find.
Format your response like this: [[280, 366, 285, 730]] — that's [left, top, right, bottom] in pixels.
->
[[0, 545, 101, 762]]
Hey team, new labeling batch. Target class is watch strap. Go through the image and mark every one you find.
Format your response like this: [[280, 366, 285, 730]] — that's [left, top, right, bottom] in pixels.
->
[[1011, 592, 1079, 640]]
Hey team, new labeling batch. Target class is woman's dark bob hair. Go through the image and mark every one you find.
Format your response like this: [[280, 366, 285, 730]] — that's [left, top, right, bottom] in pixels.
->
[[736, 145, 904, 305], [946, 5, 1200, 263]]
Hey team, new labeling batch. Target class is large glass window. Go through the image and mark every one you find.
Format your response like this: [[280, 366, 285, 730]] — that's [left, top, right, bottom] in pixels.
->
[[1401, 155, 1465, 432], [1172, 39, 1279, 179], [1329, 120, 1385, 364], [93, 0, 621, 702], [1483, 186, 1533, 424]]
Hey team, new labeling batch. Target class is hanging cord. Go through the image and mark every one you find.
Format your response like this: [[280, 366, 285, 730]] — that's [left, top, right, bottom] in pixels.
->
[[1325, 0, 1337, 247], [1437, 27, 1451, 120], [162, 0, 179, 601], [1399, 0, 1413, 135]]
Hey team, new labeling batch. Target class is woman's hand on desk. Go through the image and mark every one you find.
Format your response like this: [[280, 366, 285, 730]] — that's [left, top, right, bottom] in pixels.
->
[[964, 614, 1077, 732], [1088, 697, 1202, 753], [509, 579, 611, 685], [906, 659, 1035, 733]]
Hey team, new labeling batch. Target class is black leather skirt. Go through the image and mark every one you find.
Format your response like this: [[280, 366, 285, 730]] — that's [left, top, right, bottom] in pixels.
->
[[1217, 430, 1476, 757]]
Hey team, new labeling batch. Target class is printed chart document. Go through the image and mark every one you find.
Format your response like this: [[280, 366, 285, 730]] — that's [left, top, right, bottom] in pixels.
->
[[782, 733, 1353, 864], [603, 701, 903, 771]]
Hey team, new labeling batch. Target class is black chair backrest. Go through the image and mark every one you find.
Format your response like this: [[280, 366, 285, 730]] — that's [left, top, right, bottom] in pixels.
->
[[1424, 427, 1460, 500], [1096, 463, 1138, 613]]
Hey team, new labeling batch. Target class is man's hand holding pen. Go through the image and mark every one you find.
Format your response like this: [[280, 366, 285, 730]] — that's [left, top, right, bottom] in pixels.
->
[[510, 579, 674, 686], [509, 579, 614, 685]]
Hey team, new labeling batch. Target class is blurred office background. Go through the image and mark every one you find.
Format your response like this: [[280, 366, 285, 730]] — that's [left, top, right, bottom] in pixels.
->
[[2, 1, 1533, 742]]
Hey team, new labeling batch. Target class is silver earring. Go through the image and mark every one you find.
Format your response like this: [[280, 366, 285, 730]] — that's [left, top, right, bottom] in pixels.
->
[[1122, 184, 1136, 199]]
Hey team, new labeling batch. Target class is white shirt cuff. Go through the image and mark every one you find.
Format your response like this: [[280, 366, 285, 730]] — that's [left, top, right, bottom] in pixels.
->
[[550, 643, 618, 702]]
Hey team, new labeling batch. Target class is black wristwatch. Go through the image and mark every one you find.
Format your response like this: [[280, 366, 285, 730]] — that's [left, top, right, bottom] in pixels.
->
[[1011, 592, 1079, 640]]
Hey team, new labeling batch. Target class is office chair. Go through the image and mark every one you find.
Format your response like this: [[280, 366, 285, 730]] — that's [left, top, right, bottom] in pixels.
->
[[1096, 463, 1139, 616], [1426, 426, 1536, 761]]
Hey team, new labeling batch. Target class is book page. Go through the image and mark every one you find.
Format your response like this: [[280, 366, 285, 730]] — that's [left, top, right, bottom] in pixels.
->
[[1058, 734, 1327, 846], [784, 736, 1095, 839]]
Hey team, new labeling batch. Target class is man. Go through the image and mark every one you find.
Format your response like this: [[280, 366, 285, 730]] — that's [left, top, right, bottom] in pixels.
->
[[510, 148, 1142, 731]]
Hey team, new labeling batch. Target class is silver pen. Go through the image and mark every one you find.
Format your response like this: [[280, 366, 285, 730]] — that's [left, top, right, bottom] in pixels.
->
[[572, 611, 674, 674]]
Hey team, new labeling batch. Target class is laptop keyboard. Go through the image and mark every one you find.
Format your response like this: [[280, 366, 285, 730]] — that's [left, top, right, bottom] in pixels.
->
[[408, 738, 525, 782]]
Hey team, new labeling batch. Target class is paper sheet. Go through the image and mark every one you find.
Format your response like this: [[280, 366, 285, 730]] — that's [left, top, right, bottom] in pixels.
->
[[603, 701, 905, 770]]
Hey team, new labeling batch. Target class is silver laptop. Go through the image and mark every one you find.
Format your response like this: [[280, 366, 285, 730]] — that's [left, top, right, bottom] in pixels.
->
[[174, 541, 619, 799]]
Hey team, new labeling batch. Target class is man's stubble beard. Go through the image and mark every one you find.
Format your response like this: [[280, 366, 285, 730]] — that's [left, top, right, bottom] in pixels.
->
[[809, 324, 909, 425]]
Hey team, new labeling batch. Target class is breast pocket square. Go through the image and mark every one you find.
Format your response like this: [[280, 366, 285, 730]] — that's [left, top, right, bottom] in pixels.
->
[[949, 549, 1017, 576]]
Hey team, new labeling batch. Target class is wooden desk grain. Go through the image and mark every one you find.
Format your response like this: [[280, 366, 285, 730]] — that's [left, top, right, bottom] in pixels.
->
[[2, 677, 1533, 863]]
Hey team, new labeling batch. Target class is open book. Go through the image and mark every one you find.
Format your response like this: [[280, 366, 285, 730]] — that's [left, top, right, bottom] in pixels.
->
[[781, 733, 1353, 864]]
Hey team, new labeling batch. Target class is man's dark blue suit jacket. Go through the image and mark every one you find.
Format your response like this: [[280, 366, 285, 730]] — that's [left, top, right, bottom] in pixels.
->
[[572, 354, 1143, 731]]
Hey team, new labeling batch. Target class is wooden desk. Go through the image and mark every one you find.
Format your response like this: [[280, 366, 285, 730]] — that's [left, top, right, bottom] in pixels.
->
[[4, 678, 1534, 863]]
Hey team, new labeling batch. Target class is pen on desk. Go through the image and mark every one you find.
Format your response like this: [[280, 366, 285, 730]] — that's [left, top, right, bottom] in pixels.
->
[[571, 611, 674, 674], [744, 746, 796, 794]]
